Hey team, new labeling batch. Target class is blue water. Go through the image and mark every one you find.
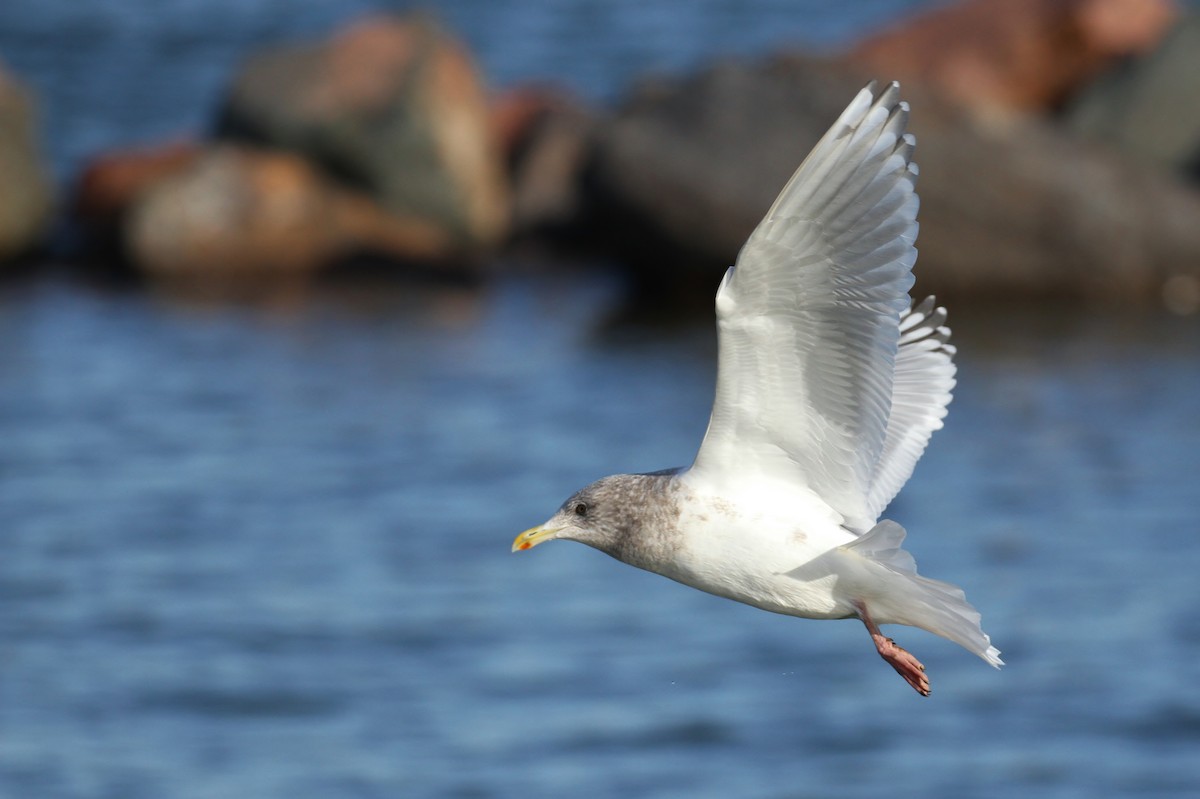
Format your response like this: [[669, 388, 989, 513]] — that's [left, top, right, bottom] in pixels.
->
[[2, 273, 1199, 799], [3, 1, 1200, 797]]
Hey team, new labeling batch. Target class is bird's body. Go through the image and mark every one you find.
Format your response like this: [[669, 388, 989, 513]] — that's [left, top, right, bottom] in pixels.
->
[[514, 82, 1001, 695], [616, 474, 853, 619]]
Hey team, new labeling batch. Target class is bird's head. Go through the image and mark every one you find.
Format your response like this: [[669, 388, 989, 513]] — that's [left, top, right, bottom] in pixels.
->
[[512, 471, 683, 565], [512, 477, 626, 555]]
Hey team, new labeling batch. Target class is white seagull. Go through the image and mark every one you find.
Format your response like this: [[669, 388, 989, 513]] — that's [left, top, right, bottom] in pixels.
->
[[513, 82, 1002, 696]]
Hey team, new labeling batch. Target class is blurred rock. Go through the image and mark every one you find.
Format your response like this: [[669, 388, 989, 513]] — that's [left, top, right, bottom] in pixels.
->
[[586, 64, 845, 300], [588, 57, 1200, 304], [1063, 13, 1200, 179], [491, 85, 597, 239], [848, 0, 1179, 115], [216, 13, 509, 254], [73, 140, 202, 253], [125, 145, 451, 280], [0, 60, 53, 262]]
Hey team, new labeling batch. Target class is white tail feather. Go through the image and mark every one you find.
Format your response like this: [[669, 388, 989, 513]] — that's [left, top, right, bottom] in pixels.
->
[[840, 521, 1003, 667]]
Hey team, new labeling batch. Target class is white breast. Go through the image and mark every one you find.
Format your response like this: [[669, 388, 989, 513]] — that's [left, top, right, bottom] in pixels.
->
[[655, 474, 859, 619]]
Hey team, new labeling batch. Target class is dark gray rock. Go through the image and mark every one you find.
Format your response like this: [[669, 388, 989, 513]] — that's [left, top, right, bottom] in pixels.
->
[[587, 60, 861, 298], [1063, 14, 1200, 180], [587, 56, 1200, 305]]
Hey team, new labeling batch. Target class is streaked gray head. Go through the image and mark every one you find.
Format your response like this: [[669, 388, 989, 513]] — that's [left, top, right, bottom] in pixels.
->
[[513, 471, 683, 568]]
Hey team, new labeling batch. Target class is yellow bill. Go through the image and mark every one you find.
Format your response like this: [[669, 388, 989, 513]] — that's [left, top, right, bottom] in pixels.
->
[[512, 524, 560, 552]]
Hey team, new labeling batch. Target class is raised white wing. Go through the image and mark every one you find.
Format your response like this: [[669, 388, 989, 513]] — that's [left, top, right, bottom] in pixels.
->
[[688, 82, 931, 533]]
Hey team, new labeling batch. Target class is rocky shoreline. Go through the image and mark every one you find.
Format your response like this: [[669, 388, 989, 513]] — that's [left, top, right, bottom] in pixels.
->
[[2, 3, 1199, 311]]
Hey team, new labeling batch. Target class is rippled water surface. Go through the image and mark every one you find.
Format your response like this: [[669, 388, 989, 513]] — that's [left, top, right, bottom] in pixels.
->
[[2, 274, 1199, 799]]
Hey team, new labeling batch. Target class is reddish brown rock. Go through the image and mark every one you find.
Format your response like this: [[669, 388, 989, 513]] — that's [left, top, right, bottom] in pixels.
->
[[125, 145, 450, 280], [0, 60, 53, 261], [848, 0, 1179, 114], [491, 85, 597, 237], [217, 13, 509, 254], [73, 141, 202, 247]]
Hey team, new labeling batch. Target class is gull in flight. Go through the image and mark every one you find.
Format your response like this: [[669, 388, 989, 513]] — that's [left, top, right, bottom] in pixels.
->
[[514, 82, 1002, 696]]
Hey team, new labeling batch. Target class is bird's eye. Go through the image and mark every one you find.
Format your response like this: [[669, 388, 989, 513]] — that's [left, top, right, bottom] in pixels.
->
[[573, 502, 589, 517]]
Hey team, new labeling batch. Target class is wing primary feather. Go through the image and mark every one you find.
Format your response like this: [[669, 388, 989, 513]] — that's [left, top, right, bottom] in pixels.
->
[[760, 84, 884, 222], [865, 296, 957, 521]]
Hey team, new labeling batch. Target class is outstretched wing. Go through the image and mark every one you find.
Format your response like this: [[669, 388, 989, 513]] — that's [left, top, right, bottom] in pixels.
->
[[687, 82, 922, 533]]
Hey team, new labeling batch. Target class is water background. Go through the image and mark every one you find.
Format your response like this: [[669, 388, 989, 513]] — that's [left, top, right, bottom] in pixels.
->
[[3, 2, 1200, 798]]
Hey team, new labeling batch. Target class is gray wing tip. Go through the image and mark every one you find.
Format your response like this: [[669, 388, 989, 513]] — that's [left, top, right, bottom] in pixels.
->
[[876, 80, 901, 108], [714, 265, 737, 312], [899, 296, 953, 349], [863, 80, 905, 113]]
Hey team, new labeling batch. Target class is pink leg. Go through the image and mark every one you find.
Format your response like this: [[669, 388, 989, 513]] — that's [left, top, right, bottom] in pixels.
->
[[855, 601, 930, 697]]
